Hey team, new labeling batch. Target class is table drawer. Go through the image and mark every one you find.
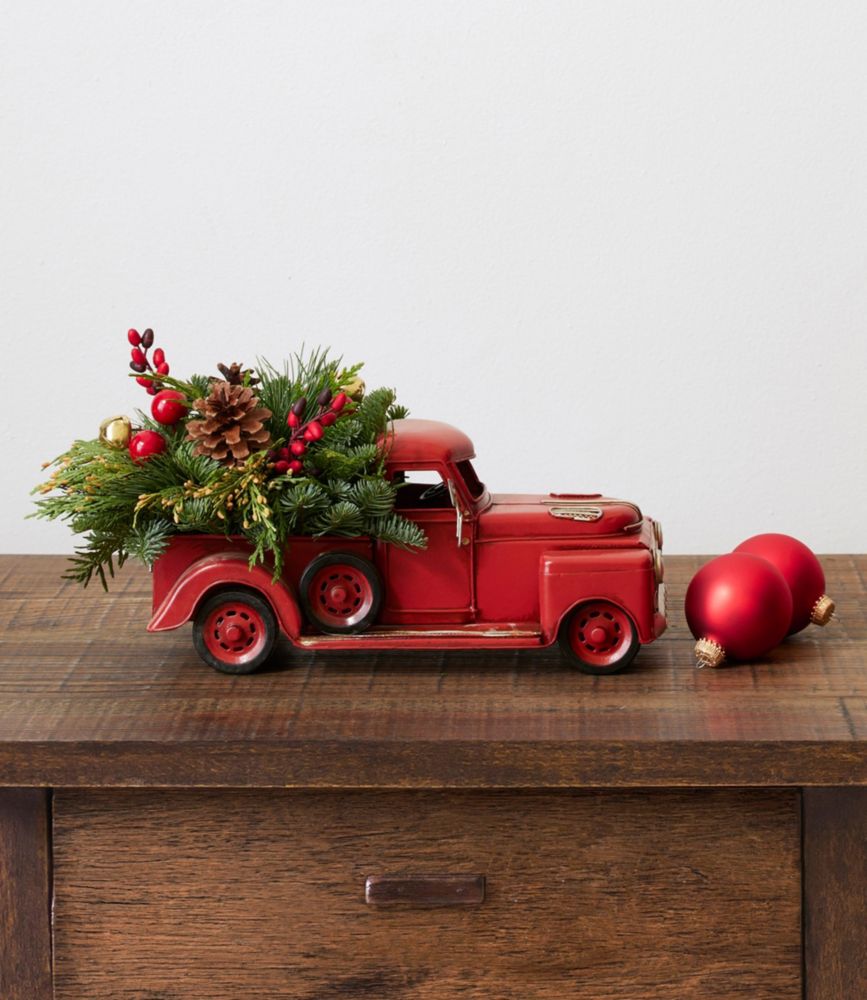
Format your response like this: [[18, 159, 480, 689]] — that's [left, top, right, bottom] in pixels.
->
[[52, 789, 801, 999]]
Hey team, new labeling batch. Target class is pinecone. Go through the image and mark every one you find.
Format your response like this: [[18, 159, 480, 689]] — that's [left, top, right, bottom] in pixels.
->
[[186, 381, 272, 465], [214, 362, 260, 387]]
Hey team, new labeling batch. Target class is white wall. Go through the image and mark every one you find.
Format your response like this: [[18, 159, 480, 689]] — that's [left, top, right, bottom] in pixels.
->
[[2, 0, 865, 555]]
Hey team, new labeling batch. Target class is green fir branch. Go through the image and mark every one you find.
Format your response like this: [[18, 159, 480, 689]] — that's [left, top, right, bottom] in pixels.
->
[[365, 513, 428, 550], [124, 520, 173, 568]]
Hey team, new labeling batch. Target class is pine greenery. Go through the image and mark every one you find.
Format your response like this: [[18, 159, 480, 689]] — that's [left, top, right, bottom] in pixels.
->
[[33, 351, 425, 587]]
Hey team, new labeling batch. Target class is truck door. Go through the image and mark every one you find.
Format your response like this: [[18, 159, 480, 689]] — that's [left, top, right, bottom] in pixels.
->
[[378, 467, 473, 624]]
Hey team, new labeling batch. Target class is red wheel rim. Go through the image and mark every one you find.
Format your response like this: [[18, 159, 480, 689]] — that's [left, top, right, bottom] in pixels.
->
[[567, 601, 633, 669], [307, 564, 375, 629], [203, 600, 269, 667]]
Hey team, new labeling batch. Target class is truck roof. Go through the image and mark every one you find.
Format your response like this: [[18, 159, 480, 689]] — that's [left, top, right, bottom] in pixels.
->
[[384, 419, 475, 466]]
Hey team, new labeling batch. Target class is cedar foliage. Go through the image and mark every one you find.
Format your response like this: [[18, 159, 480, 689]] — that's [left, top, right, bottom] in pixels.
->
[[33, 350, 425, 588]]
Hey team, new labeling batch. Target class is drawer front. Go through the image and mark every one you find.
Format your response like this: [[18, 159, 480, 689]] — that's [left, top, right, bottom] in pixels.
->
[[53, 789, 801, 999]]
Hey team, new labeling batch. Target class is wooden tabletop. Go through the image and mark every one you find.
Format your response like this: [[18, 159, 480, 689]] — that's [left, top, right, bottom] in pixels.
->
[[0, 554, 865, 789]]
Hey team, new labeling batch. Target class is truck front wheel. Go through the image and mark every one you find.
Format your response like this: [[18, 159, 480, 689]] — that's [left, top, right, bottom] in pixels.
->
[[193, 589, 278, 674], [559, 600, 639, 675]]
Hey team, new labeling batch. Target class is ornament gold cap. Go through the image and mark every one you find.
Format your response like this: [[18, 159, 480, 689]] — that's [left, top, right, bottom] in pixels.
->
[[810, 594, 835, 626], [99, 415, 132, 449], [695, 638, 725, 669]]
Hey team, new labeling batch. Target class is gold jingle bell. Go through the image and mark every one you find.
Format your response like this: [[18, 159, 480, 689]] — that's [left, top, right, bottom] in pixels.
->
[[99, 415, 132, 449], [342, 375, 365, 402]]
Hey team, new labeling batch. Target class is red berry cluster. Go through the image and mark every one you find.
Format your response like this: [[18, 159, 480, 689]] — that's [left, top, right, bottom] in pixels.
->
[[271, 387, 350, 475], [128, 328, 170, 395]]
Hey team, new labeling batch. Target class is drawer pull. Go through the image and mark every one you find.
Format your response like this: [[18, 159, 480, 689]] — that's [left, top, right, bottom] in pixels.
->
[[365, 874, 485, 908]]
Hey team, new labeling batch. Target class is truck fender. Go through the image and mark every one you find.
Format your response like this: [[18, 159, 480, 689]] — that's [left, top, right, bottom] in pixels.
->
[[147, 553, 303, 638], [539, 548, 656, 644]]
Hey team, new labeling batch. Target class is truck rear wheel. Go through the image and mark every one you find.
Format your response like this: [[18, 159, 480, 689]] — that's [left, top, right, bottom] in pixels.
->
[[559, 600, 639, 675], [299, 552, 382, 634], [193, 589, 277, 674]]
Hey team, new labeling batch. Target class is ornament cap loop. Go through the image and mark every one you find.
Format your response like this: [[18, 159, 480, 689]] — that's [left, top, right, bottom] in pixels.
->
[[695, 638, 725, 669], [810, 594, 835, 626]]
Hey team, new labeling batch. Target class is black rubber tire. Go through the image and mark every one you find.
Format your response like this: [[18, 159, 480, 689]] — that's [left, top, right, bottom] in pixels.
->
[[558, 602, 640, 675], [193, 588, 278, 675], [299, 552, 383, 635]]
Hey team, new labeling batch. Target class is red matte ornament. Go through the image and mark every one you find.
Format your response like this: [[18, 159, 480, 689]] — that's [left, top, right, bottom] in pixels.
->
[[151, 389, 188, 426], [685, 552, 792, 668], [734, 533, 835, 634], [128, 429, 167, 463]]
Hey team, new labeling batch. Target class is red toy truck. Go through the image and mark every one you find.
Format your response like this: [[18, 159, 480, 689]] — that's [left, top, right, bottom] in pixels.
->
[[149, 419, 666, 675]]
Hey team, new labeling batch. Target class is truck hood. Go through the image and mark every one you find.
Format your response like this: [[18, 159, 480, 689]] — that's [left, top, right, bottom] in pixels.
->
[[477, 493, 644, 541]]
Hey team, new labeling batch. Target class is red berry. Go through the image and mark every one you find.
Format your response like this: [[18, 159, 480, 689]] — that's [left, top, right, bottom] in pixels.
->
[[331, 392, 348, 412], [151, 389, 188, 426], [127, 329, 141, 346], [274, 460, 290, 474], [136, 376, 151, 388], [290, 440, 306, 456], [288, 459, 303, 473], [320, 411, 337, 427], [153, 348, 165, 366], [278, 447, 291, 461], [141, 328, 154, 349], [156, 362, 170, 376], [287, 412, 300, 429], [307, 420, 323, 440], [128, 429, 166, 463], [147, 385, 157, 395], [130, 347, 145, 365]]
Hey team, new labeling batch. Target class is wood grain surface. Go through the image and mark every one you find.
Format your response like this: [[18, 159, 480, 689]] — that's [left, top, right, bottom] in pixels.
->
[[0, 554, 865, 787], [0, 789, 52, 1000], [804, 787, 867, 999], [52, 788, 802, 1000]]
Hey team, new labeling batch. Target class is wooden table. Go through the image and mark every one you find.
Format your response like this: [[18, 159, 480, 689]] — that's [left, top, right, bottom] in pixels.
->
[[0, 554, 865, 998]]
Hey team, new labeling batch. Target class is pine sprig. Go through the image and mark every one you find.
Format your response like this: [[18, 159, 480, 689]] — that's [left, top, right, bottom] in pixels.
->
[[125, 521, 174, 567], [366, 513, 427, 550], [310, 499, 365, 537], [64, 529, 129, 589]]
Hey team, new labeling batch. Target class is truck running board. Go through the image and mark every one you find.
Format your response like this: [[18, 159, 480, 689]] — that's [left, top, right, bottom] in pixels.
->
[[295, 623, 544, 651]]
